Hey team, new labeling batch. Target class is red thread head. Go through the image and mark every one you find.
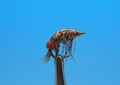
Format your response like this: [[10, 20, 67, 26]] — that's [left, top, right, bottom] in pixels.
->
[[47, 39, 55, 50]]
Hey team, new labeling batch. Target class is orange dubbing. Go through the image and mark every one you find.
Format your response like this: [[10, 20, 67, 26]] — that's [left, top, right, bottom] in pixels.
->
[[47, 39, 55, 50]]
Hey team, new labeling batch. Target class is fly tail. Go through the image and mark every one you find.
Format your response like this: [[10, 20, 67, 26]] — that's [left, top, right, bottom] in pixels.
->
[[42, 49, 54, 63]]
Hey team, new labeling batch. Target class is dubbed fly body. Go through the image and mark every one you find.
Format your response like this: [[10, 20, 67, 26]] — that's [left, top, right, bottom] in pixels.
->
[[43, 29, 85, 62]]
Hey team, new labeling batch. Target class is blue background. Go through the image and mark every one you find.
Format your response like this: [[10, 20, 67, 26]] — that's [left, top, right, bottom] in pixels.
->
[[0, 0, 120, 85]]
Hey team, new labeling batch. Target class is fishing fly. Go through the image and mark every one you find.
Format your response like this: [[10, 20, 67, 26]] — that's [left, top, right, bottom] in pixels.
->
[[42, 28, 85, 62]]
